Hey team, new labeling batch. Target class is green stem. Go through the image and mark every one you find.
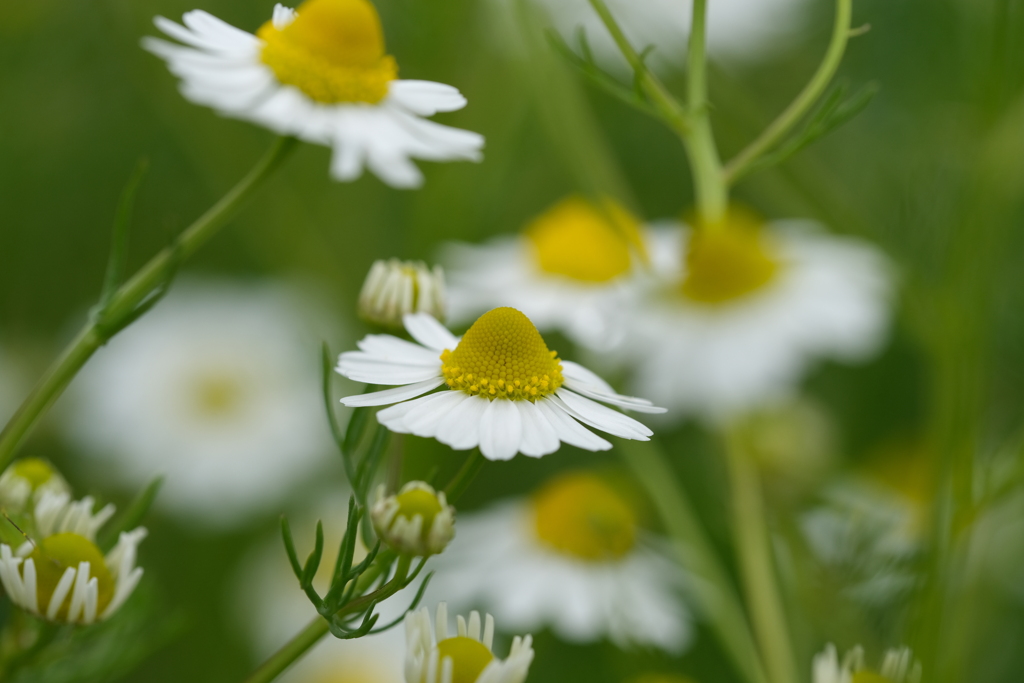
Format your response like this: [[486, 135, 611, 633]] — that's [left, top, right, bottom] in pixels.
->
[[723, 428, 797, 683], [243, 555, 411, 683], [723, 0, 854, 184], [0, 136, 297, 473], [444, 448, 486, 502], [620, 441, 770, 683]]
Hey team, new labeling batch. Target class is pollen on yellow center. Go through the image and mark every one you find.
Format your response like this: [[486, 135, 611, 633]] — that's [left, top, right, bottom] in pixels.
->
[[258, 0, 397, 104], [853, 671, 895, 683], [526, 196, 644, 283], [533, 472, 637, 561], [435, 637, 494, 683], [441, 307, 563, 401], [12, 458, 56, 489], [29, 533, 114, 621], [681, 208, 780, 305], [393, 488, 443, 543]]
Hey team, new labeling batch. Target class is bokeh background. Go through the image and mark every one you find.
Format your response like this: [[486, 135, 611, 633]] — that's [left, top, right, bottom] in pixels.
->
[[3, 0, 1024, 682]]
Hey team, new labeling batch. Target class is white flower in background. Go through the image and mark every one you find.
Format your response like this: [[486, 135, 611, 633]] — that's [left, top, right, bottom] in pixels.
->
[[65, 280, 332, 528], [443, 196, 645, 352], [618, 210, 892, 422], [428, 471, 691, 652], [359, 259, 447, 331], [0, 493, 146, 625], [0, 458, 71, 512], [812, 644, 921, 683], [371, 481, 456, 557], [144, 0, 484, 188], [336, 307, 664, 461], [405, 603, 534, 683]]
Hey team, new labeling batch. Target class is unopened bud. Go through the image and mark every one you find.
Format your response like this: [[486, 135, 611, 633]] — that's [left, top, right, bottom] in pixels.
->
[[370, 481, 455, 556], [358, 259, 446, 330]]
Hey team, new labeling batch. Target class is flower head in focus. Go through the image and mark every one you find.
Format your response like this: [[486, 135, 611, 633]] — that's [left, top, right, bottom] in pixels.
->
[[359, 259, 446, 331], [144, 0, 484, 188], [337, 307, 664, 461], [618, 208, 893, 421], [813, 644, 921, 683], [371, 481, 455, 557], [64, 280, 332, 527], [428, 470, 691, 652], [443, 196, 645, 352], [0, 458, 71, 512], [0, 492, 146, 625], [405, 603, 534, 683]]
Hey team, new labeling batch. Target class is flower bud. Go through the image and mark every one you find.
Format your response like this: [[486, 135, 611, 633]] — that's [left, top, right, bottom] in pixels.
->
[[0, 458, 71, 512], [370, 481, 455, 556], [358, 259, 446, 330]]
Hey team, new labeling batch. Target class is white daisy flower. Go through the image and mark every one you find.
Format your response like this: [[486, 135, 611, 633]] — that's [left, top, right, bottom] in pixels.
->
[[0, 493, 146, 625], [144, 0, 484, 188], [360, 259, 447, 331], [618, 212, 893, 421], [64, 280, 333, 528], [405, 603, 534, 683], [371, 481, 456, 557], [813, 644, 921, 683], [442, 196, 645, 352], [336, 307, 665, 461], [0, 458, 72, 512], [427, 471, 691, 652]]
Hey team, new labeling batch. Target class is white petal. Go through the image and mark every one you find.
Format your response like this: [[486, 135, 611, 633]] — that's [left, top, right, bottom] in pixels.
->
[[355, 334, 440, 364], [435, 394, 488, 451], [387, 80, 468, 116], [403, 313, 458, 351], [478, 399, 522, 461], [338, 354, 442, 384], [515, 400, 561, 458], [340, 378, 444, 407], [401, 391, 472, 438], [377, 392, 445, 432], [534, 398, 612, 451], [553, 390, 653, 440], [560, 360, 617, 393]]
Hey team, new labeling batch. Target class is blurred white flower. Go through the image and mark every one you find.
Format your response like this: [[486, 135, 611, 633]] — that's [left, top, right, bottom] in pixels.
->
[[337, 308, 663, 461], [0, 458, 72, 513], [359, 259, 446, 331], [65, 280, 333, 528], [618, 215, 893, 422], [442, 196, 645, 352], [812, 644, 921, 683], [428, 471, 692, 652], [405, 603, 534, 683], [144, 0, 484, 188]]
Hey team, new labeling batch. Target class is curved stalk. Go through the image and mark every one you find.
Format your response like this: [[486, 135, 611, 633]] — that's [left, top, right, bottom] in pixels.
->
[[0, 136, 297, 472], [723, 0, 854, 184]]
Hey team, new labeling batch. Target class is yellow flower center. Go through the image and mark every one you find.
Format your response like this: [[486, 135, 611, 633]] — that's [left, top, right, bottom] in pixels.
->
[[12, 458, 56, 489], [853, 672, 895, 683], [533, 472, 636, 561], [441, 308, 563, 401], [193, 375, 244, 417], [435, 637, 494, 683], [681, 209, 780, 304], [30, 533, 114, 620], [526, 196, 644, 283], [393, 488, 443, 542], [258, 0, 397, 104]]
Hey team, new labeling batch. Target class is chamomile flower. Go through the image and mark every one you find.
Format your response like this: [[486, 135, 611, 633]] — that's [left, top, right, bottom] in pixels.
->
[[144, 0, 484, 188], [427, 471, 691, 652], [0, 493, 146, 625], [813, 644, 921, 683], [0, 458, 71, 512], [371, 481, 456, 557], [360, 259, 447, 331], [337, 307, 665, 461], [618, 210, 893, 421], [405, 603, 534, 683], [443, 196, 644, 352], [65, 280, 332, 527]]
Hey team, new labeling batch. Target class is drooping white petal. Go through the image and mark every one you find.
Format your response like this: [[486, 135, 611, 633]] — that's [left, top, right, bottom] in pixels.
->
[[435, 394, 488, 451], [340, 378, 444, 407], [479, 399, 522, 461], [533, 398, 612, 452], [563, 377, 666, 414], [400, 391, 472, 438], [403, 313, 459, 351], [553, 390, 653, 440], [515, 400, 561, 458]]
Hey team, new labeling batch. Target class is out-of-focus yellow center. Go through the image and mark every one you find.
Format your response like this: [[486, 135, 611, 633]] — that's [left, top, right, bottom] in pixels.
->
[[533, 472, 636, 561], [526, 196, 644, 283], [193, 375, 243, 417], [393, 488, 443, 542], [681, 209, 780, 304], [258, 0, 397, 104], [12, 458, 55, 489], [853, 671, 895, 683], [435, 637, 494, 683], [30, 533, 114, 620], [441, 308, 563, 401]]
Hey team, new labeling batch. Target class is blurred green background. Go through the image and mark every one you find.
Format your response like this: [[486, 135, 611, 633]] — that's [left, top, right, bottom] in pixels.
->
[[3, 0, 1024, 682]]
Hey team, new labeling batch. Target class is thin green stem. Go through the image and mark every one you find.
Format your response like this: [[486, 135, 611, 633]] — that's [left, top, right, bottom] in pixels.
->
[[723, 0, 854, 184], [0, 136, 297, 473], [723, 428, 797, 683], [620, 441, 770, 683], [444, 448, 486, 502]]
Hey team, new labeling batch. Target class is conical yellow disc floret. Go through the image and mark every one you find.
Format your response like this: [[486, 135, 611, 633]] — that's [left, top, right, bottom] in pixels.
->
[[682, 208, 780, 304], [11, 458, 58, 489], [441, 308, 563, 401], [393, 487, 444, 543], [258, 0, 397, 104], [30, 533, 114, 621], [435, 636, 494, 683], [526, 196, 643, 283], [533, 472, 637, 561]]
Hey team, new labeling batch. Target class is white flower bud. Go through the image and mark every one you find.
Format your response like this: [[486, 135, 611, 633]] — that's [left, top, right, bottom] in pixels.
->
[[0, 458, 71, 512], [370, 481, 455, 557], [358, 259, 446, 330]]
